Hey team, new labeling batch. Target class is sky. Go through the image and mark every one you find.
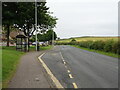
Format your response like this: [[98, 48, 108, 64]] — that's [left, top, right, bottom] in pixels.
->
[[46, 0, 119, 39]]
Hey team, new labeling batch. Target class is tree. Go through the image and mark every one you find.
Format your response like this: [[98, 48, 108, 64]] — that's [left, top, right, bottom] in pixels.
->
[[45, 30, 57, 41], [71, 38, 76, 42], [34, 29, 57, 42], [2, 2, 18, 46], [2, 2, 57, 47]]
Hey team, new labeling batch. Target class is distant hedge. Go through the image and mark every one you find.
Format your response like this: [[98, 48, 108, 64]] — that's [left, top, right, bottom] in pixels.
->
[[56, 40, 120, 55]]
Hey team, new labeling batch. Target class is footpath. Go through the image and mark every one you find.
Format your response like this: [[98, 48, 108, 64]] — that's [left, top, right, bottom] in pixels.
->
[[8, 51, 56, 88]]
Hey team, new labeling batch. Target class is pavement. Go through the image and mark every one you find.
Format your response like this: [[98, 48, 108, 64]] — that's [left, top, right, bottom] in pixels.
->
[[41, 45, 118, 88], [8, 51, 56, 88]]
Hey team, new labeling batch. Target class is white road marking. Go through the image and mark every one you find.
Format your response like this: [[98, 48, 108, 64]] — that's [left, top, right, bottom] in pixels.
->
[[65, 66, 67, 68], [38, 53, 63, 88], [60, 52, 64, 60], [63, 61, 66, 65], [72, 82, 78, 89], [69, 74, 73, 79], [59, 51, 79, 88], [67, 70, 70, 73]]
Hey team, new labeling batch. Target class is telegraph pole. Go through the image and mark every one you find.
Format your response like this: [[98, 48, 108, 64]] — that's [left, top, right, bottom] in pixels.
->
[[35, 0, 38, 51]]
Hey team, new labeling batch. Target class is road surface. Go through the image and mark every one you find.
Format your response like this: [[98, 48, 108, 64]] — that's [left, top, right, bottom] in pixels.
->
[[41, 45, 118, 88]]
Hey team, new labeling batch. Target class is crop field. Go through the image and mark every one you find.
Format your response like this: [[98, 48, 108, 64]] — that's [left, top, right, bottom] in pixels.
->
[[56, 37, 119, 43]]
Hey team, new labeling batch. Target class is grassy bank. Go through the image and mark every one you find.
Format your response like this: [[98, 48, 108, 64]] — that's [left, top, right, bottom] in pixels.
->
[[2, 45, 53, 88], [71, 45, 120, 58]]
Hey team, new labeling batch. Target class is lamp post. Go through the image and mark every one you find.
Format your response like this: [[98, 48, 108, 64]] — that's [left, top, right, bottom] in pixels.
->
[[35, 0, 38, 51]]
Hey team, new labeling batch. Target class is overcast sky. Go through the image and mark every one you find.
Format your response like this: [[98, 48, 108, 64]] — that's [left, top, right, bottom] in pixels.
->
[[46, 0, 119, 39]]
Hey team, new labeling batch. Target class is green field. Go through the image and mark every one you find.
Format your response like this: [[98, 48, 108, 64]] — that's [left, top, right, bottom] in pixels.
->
[[56, 37, 119, 43], [2, 45, 53, 88]]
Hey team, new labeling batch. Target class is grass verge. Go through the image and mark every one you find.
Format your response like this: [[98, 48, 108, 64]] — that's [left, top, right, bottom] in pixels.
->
[[29, 45, 53, 51], [0, 48, 2, 89], [70, 45, 120, 58], [40, 45, 53, 50], [2, 46, 25, 88]]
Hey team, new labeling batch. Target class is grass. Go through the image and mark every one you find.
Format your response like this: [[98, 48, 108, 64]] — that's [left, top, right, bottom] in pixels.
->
[[2, 46, 25, 88], [70, 45, 120, 58], [40, 45, 53, 50], [29, 45, 53, 51], [2, 45, 53, 88], [0, 48, 2, 89]]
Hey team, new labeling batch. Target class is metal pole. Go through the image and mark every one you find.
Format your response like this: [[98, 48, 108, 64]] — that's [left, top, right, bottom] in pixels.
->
[[35, 0, 37, 51]]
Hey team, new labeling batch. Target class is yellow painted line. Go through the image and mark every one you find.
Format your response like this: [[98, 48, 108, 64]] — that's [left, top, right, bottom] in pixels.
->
[[38, 53, 63, 88], [39, 53, 45, 58], [67, 70, 70, 73], [72, 82, 78, 89], [69, 74, 73, 79]]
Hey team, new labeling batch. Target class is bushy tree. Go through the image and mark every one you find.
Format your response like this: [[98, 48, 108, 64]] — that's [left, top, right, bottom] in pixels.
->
[[2, 2, 57, 47], [2, 2, 18, 46], [37, 29, 57, 42]]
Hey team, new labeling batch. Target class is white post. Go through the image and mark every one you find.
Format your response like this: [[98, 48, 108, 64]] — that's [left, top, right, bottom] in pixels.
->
[[35, 0, 37, 51]]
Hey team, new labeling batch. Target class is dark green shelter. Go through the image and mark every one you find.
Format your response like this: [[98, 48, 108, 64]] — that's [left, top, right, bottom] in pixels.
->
[[16, 35, 28, 52]]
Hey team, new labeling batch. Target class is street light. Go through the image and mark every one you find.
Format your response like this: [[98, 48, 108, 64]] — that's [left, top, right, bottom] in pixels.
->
[[35, 0, 38, 51]]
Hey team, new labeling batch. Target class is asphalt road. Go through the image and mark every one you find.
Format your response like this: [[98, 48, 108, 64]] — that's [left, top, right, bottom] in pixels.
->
[[41, 45, 118, 88]]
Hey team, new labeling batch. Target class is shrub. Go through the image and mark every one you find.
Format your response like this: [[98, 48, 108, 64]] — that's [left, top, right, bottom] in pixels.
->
[[112, 40, 120, 54], [71, 38, 76, 42], [104, 40, 114, 52]]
